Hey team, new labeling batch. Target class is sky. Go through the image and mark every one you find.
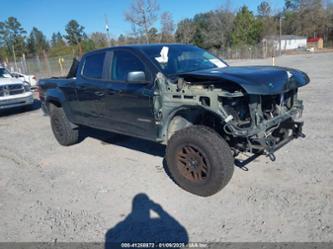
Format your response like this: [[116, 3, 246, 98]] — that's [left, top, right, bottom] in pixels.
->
[[0, 0, 285, 39]]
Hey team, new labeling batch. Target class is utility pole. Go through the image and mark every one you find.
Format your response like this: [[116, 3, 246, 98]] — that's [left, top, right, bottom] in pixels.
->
[[105, 14, 111, 47], [279, 16, 282, 56]]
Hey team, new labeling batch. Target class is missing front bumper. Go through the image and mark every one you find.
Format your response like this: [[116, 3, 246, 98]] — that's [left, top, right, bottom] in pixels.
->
[[234, 121, 305, 167], [250, 120, 305, 159]]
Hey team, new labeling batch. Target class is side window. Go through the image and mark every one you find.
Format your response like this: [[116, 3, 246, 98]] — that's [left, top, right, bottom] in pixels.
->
[[82, 52, 105, 79], [111, 50, 148, 81]]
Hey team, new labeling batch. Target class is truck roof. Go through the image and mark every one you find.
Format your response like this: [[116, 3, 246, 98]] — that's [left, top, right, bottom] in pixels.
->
[[84, 43, 195, 55], [109, 43, 191, 49]]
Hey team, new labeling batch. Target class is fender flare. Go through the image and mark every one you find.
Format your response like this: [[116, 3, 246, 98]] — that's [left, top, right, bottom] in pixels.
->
[[45, 88, 66, 108], [160, 105, 221, 142]]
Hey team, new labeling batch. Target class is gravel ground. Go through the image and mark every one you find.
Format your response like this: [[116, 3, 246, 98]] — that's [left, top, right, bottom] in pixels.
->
[[0, 52, 332, 243]]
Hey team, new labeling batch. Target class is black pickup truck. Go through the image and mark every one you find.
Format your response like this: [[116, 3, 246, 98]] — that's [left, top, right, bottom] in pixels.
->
[[38, 44, 309, 196]]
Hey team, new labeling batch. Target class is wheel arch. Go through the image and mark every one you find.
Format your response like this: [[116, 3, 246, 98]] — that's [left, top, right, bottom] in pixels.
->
[[46, 97, 62, 108], [45, 88, 66, 110], [162, 106, 225, 142]]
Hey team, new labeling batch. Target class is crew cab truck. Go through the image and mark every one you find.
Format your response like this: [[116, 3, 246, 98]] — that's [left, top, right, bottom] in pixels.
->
[[38, 44, 309, 196]]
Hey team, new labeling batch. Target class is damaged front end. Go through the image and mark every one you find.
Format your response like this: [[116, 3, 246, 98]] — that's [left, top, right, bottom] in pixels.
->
[[154, 67, 308, 161], [221, 90, 305, 161]]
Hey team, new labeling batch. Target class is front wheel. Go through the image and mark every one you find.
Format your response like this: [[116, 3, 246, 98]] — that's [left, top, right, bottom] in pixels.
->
[[166, 126, 234, 196]]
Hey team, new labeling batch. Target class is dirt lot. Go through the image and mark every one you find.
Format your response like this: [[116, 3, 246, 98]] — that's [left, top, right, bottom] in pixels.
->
[[0, 52, 332, 243]]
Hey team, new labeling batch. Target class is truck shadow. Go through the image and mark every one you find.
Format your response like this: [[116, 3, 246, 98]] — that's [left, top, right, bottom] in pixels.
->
[[79, 127, 166, 157], [105, 193, 189, 249], [0, 99, 41, 117], [79, 127, 257, 170]]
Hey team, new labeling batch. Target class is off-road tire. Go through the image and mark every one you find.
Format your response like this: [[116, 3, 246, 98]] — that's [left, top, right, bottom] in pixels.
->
[[166, 125, 234, 196], [49, 104, 79, 146]]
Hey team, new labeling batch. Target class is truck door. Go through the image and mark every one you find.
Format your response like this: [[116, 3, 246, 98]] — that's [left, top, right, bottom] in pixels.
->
[[75, 51, 108, 128], [100, 49, 157, 140]]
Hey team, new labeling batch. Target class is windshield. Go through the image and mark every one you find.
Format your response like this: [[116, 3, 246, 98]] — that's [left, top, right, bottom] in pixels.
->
[[0, 68, 12, 78], [141, 45, 227, 76]]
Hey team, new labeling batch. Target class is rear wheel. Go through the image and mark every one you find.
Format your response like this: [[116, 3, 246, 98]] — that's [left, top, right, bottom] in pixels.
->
[[166, 125, 234, 196], [49, 104, 79, 146]]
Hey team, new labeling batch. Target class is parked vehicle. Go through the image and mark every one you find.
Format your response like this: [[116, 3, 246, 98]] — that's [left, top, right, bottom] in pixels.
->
[[38, 44, 310, 196], [11, 72, 38, 88], [0, 67, 34, 110]]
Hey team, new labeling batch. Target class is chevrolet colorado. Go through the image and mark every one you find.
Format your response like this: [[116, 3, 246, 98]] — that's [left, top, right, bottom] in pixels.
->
[[38, 44, 309, 196]]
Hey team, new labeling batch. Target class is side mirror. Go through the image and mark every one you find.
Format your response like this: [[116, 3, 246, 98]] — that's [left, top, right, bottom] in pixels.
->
[[127, 71, 146, 83]]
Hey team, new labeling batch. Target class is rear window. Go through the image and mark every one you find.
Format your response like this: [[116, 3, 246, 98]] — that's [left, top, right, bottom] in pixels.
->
[[82, 52, 105, 79]]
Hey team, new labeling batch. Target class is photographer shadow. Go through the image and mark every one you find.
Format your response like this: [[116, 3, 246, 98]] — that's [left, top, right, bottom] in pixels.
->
[[105, 193, 188, 249]]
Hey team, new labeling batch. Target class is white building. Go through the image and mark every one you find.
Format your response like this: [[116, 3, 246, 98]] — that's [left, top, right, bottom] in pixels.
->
[[263, 35, 307, 51]]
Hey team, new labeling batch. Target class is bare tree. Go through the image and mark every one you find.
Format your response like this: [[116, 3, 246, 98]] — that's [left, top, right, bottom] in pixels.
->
[[124, 0, 159, 43], [257, 1, 277, 39], [205, 9, 234, 49], [175, 19, 196, 44], [257, 1, 271, 17], [160, 11, 175, 42], [90, 32, 109, 48]]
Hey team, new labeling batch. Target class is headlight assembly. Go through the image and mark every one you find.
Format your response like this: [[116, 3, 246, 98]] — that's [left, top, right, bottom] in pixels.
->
[[23, 81, 31, 92]]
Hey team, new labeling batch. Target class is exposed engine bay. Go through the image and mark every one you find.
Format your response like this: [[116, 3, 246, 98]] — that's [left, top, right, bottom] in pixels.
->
[[154, 72, 306, 161]]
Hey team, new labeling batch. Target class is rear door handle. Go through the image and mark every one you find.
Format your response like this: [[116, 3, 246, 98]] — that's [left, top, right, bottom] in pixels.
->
[[94, 91, 105, 97]]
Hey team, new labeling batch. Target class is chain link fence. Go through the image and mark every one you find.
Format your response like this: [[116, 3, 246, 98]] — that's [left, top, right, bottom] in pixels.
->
[[214, 42, 278, 60], [3, 54, 74, 79], [1, 42, 310, 79]]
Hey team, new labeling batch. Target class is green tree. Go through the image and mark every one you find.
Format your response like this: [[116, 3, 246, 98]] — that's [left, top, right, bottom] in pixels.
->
[[64, 20, 86, 45], [81, 39, 96, 52], [148, 27, 159, 43], [193, 9, 234, 49], [27, 27, 49, 56], [284, 0, 300, 11], [191, 12, 212, 48], [64, 19, 86, 55], [0, 47, 7, 61], [231, 6, 263, 47], [117, 34, 126, 45], [49, 32, 70, 57], [0, 22, 7, 59], [51, 32, 65, 47], [0, 17, 26, 58]]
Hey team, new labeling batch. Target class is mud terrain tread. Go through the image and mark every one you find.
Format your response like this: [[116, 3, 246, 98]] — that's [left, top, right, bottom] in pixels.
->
[[49, 104, 79, 146], [166, 125, 234, 196]]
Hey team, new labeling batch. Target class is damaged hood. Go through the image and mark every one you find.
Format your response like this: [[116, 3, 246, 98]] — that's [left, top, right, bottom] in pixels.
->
[[178, 66, 310, 95]]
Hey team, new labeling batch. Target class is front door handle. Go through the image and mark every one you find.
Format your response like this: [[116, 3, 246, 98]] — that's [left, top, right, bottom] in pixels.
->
[[94, 91, 105, 97]]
